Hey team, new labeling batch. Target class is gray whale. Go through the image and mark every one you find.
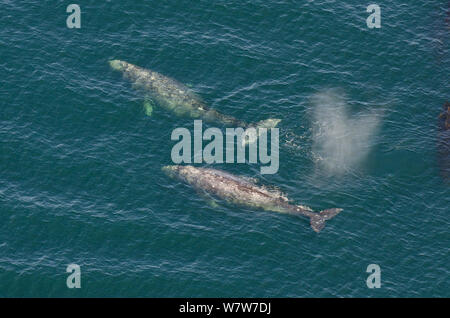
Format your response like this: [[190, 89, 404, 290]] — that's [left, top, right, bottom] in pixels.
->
[[163, 165, 342, 232], [109, 60, 280, 141]]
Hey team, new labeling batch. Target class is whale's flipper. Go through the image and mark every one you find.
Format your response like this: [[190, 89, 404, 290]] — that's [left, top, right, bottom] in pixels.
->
[[310, 208, 343, 233], [206, 198, 220, 209], [143, 99, 155, 116], [195, 189, 221, 209]]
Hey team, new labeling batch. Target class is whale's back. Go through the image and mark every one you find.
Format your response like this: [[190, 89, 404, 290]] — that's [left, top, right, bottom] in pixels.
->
[[178, 166, 288, 209], [121, 62, 207, 116]]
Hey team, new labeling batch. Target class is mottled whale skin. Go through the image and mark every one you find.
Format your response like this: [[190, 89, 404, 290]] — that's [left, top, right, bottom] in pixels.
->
[[163, 165, 342, 232], [109, 59, 280, 131]]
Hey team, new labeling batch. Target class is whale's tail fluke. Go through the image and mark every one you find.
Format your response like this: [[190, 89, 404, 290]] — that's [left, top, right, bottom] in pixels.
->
[[243, 118, 282, 145], [309, 208, 343, 233], [254, 118, 282, 130]]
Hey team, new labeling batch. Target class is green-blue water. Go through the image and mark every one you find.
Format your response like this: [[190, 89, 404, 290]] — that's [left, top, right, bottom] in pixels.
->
[[0, 1, 448, 297]]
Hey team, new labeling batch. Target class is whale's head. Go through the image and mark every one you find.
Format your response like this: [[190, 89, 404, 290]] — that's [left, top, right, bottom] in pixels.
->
[[109, 59, 126, 71], [161, 165, 180, 179]]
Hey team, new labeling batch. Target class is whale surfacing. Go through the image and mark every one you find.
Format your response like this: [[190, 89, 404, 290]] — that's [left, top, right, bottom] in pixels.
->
[[163, 165, 342, 232], [109, 59, 281, 138]]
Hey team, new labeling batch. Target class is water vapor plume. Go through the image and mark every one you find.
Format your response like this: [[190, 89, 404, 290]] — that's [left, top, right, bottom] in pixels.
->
[[310, 89, 382, 174]]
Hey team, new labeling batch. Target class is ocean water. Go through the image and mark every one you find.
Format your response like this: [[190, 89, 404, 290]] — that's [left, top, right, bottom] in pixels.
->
[[0, 0, 448, 297]]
